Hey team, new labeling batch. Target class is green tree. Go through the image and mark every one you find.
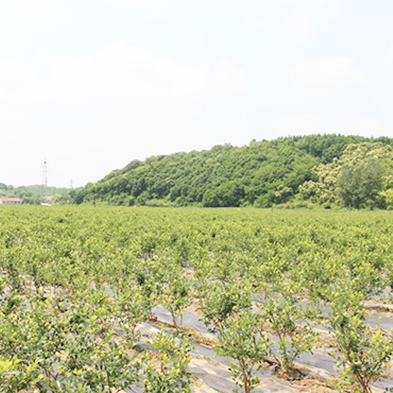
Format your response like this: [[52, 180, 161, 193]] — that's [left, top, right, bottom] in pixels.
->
[[337, 158, 384, 208]]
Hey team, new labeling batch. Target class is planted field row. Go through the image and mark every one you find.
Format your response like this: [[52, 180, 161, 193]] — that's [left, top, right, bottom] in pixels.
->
[[1, 206, 393, 393]]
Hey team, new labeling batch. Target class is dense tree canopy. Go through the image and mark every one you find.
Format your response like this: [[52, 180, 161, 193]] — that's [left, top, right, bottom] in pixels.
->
[[300, 142, 393, 208], [337, 158, 385, 209], [71, 135, 393, 208]]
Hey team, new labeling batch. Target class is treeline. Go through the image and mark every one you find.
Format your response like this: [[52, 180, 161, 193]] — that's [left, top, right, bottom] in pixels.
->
[[71, 134, 393, 209], [0, 184, 71, 204]]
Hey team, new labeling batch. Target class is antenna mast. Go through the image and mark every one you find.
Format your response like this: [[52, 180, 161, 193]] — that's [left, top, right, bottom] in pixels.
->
[[42, 160, 48, 188]]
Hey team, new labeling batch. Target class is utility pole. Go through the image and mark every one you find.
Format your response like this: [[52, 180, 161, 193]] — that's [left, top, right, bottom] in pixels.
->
[[41, 160, 48, 205], [42, 159, 48, 188]]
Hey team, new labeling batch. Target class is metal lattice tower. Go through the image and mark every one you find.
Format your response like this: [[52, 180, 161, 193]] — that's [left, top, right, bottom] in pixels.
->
[[42, 160, 48, 188]]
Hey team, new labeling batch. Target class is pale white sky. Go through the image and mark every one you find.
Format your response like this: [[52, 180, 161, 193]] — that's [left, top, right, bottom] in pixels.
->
[[1, 0, 393, 187]]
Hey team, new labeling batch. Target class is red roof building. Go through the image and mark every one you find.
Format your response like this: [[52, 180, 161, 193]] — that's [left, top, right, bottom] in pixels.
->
[[0, 197, 22, 205]]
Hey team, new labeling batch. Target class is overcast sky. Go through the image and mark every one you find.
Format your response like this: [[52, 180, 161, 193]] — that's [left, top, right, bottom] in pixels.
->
[[1, 0, 393, 187]]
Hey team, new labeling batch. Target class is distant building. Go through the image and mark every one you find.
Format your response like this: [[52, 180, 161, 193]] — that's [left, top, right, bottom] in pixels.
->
[[41, 196, 52, 206], [0, 197, 22, 205]]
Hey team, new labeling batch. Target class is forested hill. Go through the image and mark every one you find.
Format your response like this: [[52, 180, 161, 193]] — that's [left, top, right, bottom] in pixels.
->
[[71, 134, 393, 208]]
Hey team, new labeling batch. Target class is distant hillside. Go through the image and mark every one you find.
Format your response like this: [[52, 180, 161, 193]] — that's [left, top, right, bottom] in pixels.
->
[[71, 134, 393, 208], [0, 184, 71, 204]]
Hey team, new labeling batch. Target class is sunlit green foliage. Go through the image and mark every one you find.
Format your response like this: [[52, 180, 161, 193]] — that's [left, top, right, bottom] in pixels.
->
[[0, 206, 393, 392], [73, 134, 393, 208], [328, 286, 393, 393], [300, 142, 393, 208]]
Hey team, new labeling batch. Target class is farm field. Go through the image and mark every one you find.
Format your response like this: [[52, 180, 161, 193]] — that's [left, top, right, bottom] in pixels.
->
[[1, 206, 393, 393]]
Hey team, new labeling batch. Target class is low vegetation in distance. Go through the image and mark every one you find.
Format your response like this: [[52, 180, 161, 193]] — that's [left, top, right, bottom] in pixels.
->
[[0, 184, 72, 205], [71, 134, 393, 210]]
